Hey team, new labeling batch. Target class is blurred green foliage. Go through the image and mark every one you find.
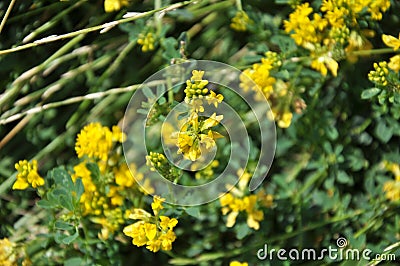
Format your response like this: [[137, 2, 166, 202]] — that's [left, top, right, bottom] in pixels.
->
[[0, 0, 400, 265]]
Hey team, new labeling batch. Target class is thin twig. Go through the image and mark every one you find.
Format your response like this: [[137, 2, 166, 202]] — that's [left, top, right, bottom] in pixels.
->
[[0, 79, 168, 125], [0, 0, 17, 34], [0, 0, 195, 55]]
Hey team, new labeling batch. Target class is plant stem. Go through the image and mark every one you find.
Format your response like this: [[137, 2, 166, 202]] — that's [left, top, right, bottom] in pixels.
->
[[235, 0, 243, 11], [22, 0, 84, 43], [0, 80, 167, 125], [349, 47, 395, 57], [0, 0, 17, 34], [0, 0, 195, 56], [154, 0, 162, 35]]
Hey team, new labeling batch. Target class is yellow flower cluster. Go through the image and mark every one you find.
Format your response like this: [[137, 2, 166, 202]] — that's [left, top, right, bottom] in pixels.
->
[[368, 61, 389, 87], [284, 0, 390, 76], [104, 0, 128, 13], [138, 32, 155, 52], [367, 34, 400, 90], [123, 196, 178, 252], [0, 238, 30, 266], [12, 160, 44, 190], [220, 169, 273, 230], [72, 123, 153, 240], [241, 52, 297, 128], [381, 34, 400, 72], [230, 11, 252, 32], [382, 161, 400, 202], [176, 70, 224, 161], [75, 123, 125, 162]]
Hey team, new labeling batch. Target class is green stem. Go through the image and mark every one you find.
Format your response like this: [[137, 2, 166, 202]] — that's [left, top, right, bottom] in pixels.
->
[[348, 47, 396, 57], [235, 0, 243, 11], [154, 0, 162, 35], [0, 79, 168, 125], [98, 40, 137, 84], [0, 0, 16, 33], [0, 0, 195, 56], [0, 35, 85, 109], [22, 0, 85, 43]]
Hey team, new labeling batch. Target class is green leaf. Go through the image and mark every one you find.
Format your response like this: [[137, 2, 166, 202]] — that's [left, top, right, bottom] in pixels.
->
[[59, 195, 74, 211], [74, 178, 84, 200], [52, 167, 73, 190], [64, 257, 83, 266], [235, 223, 251, 240], [185, 206, 201, 218], [86, 162, 100, 181], [361, 88, 381, 99], [143, 86, 155, 99], [36, 199, 54, 209], [55, 220, 74, 231], [337, 170, 352, 184], [158, 96, 167, 105], [62, 231, 79, 245], [53, 188, 68, 197], [375, 120, 393, 143]]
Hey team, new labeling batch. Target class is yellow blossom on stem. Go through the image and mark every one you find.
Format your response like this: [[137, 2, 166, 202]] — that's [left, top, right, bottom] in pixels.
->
[[230, 10, 252, 32], [123, 196, 178, 252], [382, 34, 400, 51], [75, 123, 124, 161], [151, 196, 165, 215], [104, 0, 128, 13], [220, 169, 273, 230], [138, 32, 156, 52], [383, 161, 400, 202], [388, 55, 400, 73], [13, 160, 44, 190]]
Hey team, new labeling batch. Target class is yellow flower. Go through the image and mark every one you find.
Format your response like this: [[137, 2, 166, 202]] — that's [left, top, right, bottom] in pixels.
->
[[277, 111, 293, 129], [112, 125, 126, 143], [144, 223, 157, 241], [310, 54, 339, 77], [230, 10, 253, 32], [146, 239, 162, 252], [124, 199, 178, 252], [206, 91, 224, 108], [75, 123, 121, 161], [158, 230, 176, 251], [368, 61, 389, 87], [104, 0, 128, 12], [127, 208, 152, 220], [382, 161, 400, 202], [382, 34, 400, 51], [0, 238, 16, 266], [244, 195, 264, 230], [220, 169, 274, 230], [114, 163, 134, 188], [151, 196, 165, 215], [159, 216, 178, 230], [137, 32, 156, 52], [123, 221, 148, 247], [230, 261, 248, 266], [383, 180, 400, 202], [13, 160, 44, 190], [191, 70, 205, 81], [388, 55, 400, 72]]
